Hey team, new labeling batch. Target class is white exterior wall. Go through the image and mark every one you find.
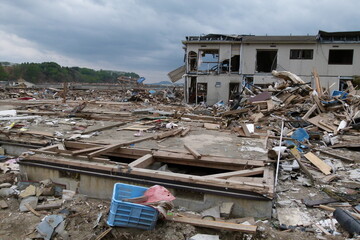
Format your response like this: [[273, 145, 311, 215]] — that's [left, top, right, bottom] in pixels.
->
[[197, 75, 241, 105], [184, 39, 360, 104]]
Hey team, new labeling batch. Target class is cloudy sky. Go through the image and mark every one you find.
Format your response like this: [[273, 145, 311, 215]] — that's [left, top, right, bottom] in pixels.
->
[[1, 0, 359, 83]]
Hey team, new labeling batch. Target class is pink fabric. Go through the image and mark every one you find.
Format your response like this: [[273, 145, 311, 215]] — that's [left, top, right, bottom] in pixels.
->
[[143, 185, 175, 203]]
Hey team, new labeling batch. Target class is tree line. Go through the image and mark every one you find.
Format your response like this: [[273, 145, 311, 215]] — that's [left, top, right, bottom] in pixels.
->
[[0, 62, 140, 83]]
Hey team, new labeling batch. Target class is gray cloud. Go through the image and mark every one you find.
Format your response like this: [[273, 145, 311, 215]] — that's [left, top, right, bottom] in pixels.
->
[[1, 0, 360, 82]]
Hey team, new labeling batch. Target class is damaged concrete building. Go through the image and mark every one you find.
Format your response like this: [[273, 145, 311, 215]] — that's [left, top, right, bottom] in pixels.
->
[[168, 30, 360, 105]]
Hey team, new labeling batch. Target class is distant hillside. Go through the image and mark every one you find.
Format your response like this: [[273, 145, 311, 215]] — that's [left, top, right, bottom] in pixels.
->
[[0, 61, 140, 83]]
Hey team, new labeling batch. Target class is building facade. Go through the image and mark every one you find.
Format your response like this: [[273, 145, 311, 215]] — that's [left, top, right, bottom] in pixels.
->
[[168, 31, 360, 105]]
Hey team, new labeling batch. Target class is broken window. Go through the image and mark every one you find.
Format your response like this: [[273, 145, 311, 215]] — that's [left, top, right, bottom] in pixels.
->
[[256, 50, 277, 72], [290, 49, 313, 59], [328, 50, 353, 65], [229, 83, 240, 100], [198, 49, 219, 72], [188, 51, 197, 71], [220, 55, 240, 73]]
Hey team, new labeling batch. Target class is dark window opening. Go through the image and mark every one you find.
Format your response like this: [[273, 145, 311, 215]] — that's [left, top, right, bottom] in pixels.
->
[[290, 49, 313, 59], [231, 55, 240, 72], [220, 59, 229, 73], [256, 50, 277, 72], [197, 82, 207, 103], [188, 77, 197, 103], [328, 50, 353, 65], [188, 51, 197, 71], [229, 83, 240, 101]]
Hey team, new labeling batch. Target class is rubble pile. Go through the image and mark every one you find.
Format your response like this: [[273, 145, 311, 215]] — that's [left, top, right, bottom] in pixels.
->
[[0, 72, 359, 239]]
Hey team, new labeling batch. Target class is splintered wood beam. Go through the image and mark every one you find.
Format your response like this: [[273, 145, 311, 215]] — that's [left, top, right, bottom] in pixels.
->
[[166, 215, 257, 233], [87, 136, 154, 158], [128, 154, 154, 168], [302, 104, 317, 120], [316, 149, 354, 162], [154, 128, 183, 140], [205, 167, 265, 179], [82, 122, 126, 134], [180, 127, 191, 137], [290, 148, 314, 182], [71, 146, 104, 156], [184, 144, 201, 159]]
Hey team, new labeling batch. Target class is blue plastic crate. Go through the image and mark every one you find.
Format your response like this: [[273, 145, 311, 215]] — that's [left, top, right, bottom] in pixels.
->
[[107, 183, 158, 230]]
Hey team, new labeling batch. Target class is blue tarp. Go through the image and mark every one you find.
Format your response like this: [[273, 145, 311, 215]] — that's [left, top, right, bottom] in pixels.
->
[[137, 77, 146, 84]]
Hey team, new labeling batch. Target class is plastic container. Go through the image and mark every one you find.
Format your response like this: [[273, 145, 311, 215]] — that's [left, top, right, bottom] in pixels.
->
[[107, 183, 158, 230]]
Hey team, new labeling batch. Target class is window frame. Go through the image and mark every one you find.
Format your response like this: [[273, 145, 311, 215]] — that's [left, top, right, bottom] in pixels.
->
[[289, 49, 314, 60]]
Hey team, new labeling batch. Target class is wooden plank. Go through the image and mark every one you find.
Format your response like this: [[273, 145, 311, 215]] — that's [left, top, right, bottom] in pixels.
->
[[184, 144, 201, 159], [307, 115, 336, 132], [23, 130, 54, 138], [290, 148, 314, 182], [87, 136, 154, 158], [166, 215, 257, 233], [318, 205, 360, 220], [316, 149, 354, 162], [128, 154, 154, 168], [227, 176, 265, 184], [304, 152, 332, 175], [312, 68, 323, 96], [180, 127, 191, 137], [82, 122, 126, 134], [153, 151, 265, 168], [302, 104, 317, 120], [312, 94, 326, 112], [205, 167, 265, 179], [129, 167, 270, 196], [71, 146, 104, 156], [240, 123, 251, 137], [25, 203, 41, 217], [119, 124, 155, 131], [154, 128, 182, 140], [33, 149, 114, 165], [35, 202, 62, 210]]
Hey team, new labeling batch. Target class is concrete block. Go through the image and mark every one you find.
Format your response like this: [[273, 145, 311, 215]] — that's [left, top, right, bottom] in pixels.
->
[[189, 234, 220, 240], [201, 205, 220, 218], [0, 199, 8, 209], [0, 183, 12, 189], [19, 196, 38, 212], [0, 188, 15, 197], [220, 202, 234, 218]]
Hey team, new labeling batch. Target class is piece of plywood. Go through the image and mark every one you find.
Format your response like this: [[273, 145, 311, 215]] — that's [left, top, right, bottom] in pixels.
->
[[304, 152, 332, 175], [166, 215, 257, 233]]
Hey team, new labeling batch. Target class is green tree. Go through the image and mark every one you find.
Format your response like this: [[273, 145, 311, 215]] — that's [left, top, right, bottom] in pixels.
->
[[0, 65, 9, 81]]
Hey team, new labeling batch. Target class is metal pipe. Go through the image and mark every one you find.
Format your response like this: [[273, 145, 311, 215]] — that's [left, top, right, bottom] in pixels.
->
[[274, 120, 284, 186]]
